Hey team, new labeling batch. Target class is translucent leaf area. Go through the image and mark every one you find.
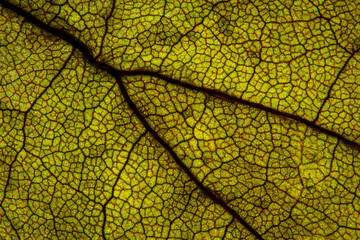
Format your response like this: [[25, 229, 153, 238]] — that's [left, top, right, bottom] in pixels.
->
[[1, 0, 360, 239]]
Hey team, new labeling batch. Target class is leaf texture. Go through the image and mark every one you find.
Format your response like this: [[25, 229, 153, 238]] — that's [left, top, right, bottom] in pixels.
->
[[1, 0, 360, 239]]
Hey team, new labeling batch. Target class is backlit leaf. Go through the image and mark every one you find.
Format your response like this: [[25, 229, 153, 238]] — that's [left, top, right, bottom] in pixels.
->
[[1, 0, 360, 239]]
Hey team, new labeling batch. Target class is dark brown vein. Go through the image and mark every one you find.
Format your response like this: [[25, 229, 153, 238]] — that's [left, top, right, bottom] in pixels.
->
[[119, 69, 360, 151], [0, 0, 265, 238], [313, 47, 360, 123]]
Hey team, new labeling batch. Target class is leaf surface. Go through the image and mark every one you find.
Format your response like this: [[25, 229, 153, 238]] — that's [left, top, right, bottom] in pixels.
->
[[1, 0, 360, 239]]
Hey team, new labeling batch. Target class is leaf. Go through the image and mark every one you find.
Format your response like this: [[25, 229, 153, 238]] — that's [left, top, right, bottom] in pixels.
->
[[1, 0, 360, 239]]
